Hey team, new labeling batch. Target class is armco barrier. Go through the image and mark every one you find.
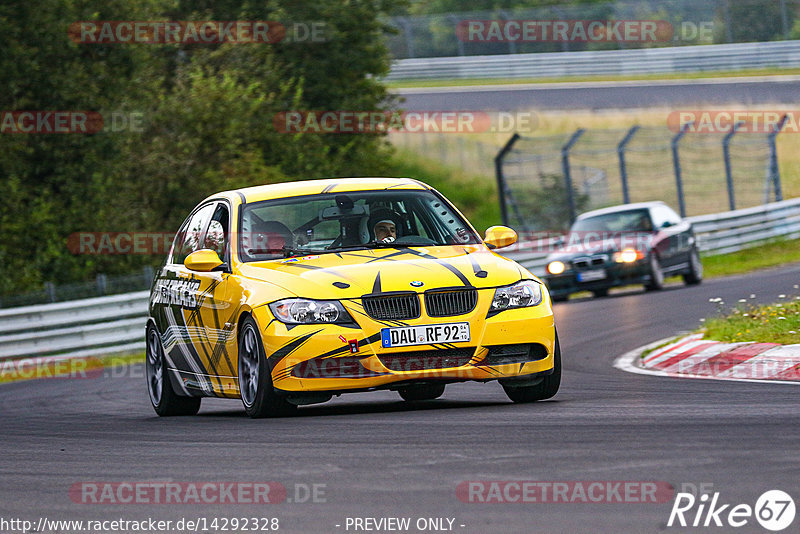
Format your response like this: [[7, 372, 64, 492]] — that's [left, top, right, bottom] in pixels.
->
[[0, 292, 149, 362], [386, 41, 800, 81], [1, 198, 799, 362]]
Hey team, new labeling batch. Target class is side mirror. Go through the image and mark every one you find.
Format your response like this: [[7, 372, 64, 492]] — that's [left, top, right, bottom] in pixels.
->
[[484, 226, 518, 249], [185, 249, 224, 272]]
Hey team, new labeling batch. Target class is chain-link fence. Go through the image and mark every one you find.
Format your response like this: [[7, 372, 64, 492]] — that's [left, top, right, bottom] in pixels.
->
[[0, 267, 155, 309], [390, 132, 498, 177], [387, 0, 799, 59], [496, 122, 786, 232]]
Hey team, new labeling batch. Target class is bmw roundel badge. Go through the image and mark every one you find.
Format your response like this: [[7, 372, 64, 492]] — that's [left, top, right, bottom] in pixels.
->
[[410, 281, 424, 288]]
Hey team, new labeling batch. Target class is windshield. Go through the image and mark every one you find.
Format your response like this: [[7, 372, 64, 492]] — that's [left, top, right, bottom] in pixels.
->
[[238, 189, 480, 262], [570, 209, 653, 233]]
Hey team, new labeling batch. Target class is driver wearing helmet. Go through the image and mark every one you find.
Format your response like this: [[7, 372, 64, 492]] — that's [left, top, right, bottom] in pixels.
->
[[368, 208, 402, 244], [373, 219, 396, 243]]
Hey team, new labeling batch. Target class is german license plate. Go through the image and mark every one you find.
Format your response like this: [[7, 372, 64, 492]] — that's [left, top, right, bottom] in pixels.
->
[[381, 323, 470, 348], [578, 269, 607, 282]]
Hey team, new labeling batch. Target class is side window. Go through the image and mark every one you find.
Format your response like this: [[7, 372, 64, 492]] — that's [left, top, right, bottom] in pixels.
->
[[651, 205, 681, 229], [172, 203, 216, 264], [204, 204, 230, 259], [664, 206, 682, 226]]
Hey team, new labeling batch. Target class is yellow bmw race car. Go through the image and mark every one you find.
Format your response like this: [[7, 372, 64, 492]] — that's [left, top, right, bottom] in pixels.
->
[[146, 178, 560, 417]]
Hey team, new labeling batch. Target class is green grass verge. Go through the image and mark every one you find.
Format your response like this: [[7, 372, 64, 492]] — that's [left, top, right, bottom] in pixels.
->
[[702, 238, 800, 279], [387, 67, 800, 89], [703, 299, 800, 345], [386, 148, 499, 233]]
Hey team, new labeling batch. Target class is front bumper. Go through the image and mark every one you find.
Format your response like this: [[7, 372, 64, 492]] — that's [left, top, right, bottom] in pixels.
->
[[544, 260, 650, 297], [251, 288, 556, 393]]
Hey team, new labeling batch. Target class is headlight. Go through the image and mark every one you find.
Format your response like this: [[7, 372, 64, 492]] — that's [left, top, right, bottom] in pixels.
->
[[491, 280, 543, 311], [269, 299, 353, 324], [547, 261, 566, 275], [613, 248, 645, 263]]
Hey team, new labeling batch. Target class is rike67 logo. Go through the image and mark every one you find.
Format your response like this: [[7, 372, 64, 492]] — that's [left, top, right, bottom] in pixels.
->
[[668, 489, 795, 531]]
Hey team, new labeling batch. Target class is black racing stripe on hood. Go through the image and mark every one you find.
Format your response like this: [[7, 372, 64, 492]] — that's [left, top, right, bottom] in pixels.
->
[[372, 272, 382, 294], [402, 249, 472, 286]]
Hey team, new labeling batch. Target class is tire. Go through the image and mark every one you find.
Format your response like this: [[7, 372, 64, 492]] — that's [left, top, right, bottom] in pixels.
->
[[502, 334, 561, 403], [592, 288, 609, 298], [398, 383, 446, 401], [682, 247, 703, 286], [238, 316, 296, 418], [644, 253, 664, 291], [146, 324, 201, 416]]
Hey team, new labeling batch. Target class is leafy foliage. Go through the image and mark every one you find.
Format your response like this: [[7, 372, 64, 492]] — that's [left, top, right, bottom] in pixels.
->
[[0, 0, 405, 296]]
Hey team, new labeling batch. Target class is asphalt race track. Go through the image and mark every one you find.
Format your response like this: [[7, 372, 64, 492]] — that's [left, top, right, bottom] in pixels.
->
[[1, 264, 799, 533], [395, 76, 800, 111]]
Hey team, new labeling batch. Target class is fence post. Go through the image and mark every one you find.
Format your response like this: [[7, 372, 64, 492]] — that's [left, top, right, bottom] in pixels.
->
[[96, 274, 107, 295], [768, 114, 789, 202], [498, 11, 517, 54], [671, 122, 692, 217], [781, 0, 790, 39], [45, 282, 56, 303], [722, 120, 744, 211], [562, 128, 585, 224], [722, 0, 733, 43], [494, 133, 521, 227], [617, 125, 639, 205], [143, 265, 155, 286], [398, 18, 415, 59], [448, 15, 465, 56]]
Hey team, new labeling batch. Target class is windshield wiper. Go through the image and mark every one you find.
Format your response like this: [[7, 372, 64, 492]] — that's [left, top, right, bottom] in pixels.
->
[[246, 246, 327, 258]]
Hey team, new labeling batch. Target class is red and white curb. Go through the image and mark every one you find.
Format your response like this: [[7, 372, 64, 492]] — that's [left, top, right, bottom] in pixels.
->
[[614, 334, 800, 385]]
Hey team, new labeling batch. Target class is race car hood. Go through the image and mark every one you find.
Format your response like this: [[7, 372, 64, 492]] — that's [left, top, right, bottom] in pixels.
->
[[236, 245, 529, 300]]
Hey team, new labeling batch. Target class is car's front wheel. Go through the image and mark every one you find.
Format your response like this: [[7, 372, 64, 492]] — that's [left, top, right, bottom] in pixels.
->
[[238, 316, 296, 419], [146, 324, 201, 416], [502, 334, 561, 403], [683, 247, 703, 285], [398, 383, 445, 401], [644, 253, 664, 291]]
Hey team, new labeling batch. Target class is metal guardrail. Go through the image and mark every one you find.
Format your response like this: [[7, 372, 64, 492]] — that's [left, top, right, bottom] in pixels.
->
[[1, 198, 799, 363], [0, 292, 149, 362], [386, 41, 800, 81]]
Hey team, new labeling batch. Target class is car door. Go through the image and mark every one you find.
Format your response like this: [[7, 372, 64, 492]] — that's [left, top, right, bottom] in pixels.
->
[[152, 201, 235, 396]]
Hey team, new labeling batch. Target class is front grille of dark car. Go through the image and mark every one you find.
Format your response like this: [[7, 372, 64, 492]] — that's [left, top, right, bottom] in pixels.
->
[[362, 293, 421, 321], [572, 254, 608, 270], [424, 288, 478, 317], [482, 344, 549, 365], [378, 348, 475, 371]]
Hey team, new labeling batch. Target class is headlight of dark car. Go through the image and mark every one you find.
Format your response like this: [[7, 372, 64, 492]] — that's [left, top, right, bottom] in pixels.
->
[[269, 298, 354, 324], [490, 280, 544, 311]]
